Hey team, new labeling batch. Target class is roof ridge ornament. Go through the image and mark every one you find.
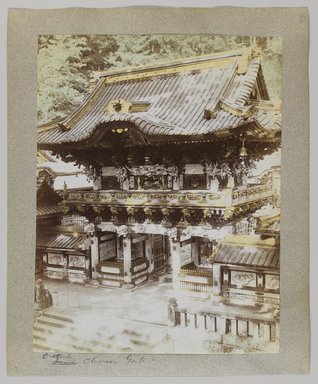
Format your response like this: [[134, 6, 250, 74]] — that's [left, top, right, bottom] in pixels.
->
[[237, 45, 262, 75], [106, 98, 150, 114]]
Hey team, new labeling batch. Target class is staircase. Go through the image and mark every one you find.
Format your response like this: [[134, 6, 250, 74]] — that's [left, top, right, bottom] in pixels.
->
[[33, 307, 77, 352]]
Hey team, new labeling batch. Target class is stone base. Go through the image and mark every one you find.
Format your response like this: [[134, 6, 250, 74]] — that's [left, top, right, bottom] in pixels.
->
[[122, 283, 135, 289], [147, 274, 157, 281], [210, 295, 223, 303], [85, 279, 100, 288]]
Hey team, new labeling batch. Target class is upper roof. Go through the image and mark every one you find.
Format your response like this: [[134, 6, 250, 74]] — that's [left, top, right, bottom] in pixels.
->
[[37, 47, 281, 148]]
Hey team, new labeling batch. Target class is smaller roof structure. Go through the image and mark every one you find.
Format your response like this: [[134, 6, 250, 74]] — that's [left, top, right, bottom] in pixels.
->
[[37, 179, 62, 219], [37, 201, 62, 219], [214, 235, 279, 269], [253, 205, 280, 238], [37, 233, 85, 251]]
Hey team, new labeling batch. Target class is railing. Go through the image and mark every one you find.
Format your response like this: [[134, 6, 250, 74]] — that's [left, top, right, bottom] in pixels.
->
[[180, 262, 213, 277], [232, 184, 274, 205], [179, 262, 213, 293], [168, 298, 279, 349], [154, 253, 167, 272], [65, 190, 230, 208], [97, 257, 147, 270], [97, 258, 124, 271], [65, 184, 276, 209], [176, 310, 278, 344]]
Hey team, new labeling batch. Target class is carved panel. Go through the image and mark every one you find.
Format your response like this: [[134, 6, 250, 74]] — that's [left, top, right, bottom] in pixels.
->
[[184, 164, 204, 174], [99, 240, 116, 261], [265, 274, 280, 290], [47, 253, 64, 266], [132, 241, 144, 259], [68, 255, 86, 268], [230, 271, 257, 288]]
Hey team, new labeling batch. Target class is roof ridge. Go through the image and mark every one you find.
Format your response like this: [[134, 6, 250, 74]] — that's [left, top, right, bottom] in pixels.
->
[[92, 47, 252, 80]]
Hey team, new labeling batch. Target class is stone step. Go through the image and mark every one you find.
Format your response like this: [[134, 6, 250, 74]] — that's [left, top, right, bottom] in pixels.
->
[[33, 330, 47, 342], [33, 342, 51, 351], [130, 338, 153, 348], [42, 309, 74, 323], [33, 323, 56, 334], [36, 317, 72, 329]]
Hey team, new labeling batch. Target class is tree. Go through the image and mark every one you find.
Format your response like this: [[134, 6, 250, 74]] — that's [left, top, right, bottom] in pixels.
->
[[37, 34, 282, 124]]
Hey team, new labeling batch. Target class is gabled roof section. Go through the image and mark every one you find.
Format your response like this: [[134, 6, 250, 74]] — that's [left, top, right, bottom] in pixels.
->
[[38, 47, 281, 147], [37, 233, 85, 251], [214, 243, 279, 269], [37, 179, 62, 216]]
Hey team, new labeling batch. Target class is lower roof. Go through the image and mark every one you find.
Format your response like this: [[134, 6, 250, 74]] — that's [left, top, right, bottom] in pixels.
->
[[215, 243, 279, 269], [37, 233, 85, 251], [36, 201, 62, 219]]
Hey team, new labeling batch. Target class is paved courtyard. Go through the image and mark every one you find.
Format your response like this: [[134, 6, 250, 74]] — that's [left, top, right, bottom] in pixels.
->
[[36, 277, 278, 354]]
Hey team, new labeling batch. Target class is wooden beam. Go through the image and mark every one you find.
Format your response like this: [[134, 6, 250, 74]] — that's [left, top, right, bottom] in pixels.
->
[[132, 234, 148, 244], [180, 237, 196, 247]]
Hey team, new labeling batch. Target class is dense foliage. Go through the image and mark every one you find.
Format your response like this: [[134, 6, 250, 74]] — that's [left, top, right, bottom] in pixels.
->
[[38, 35, 282, 124]]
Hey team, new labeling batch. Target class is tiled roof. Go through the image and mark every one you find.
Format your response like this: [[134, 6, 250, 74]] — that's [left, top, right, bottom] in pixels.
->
[[215, 244, 279, 269], [37, 50, 281, 146], [37, 233, 84, 250], [36, 201, 62, 218]]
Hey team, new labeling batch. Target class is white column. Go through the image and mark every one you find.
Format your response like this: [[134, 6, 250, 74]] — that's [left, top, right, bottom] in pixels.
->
[[212, 264, 222, 296], [263, 324, 271, 342], [191, 237, 200, 265], [93, 176, 102, 191], [238, 320, 248, 337], [123, 236, 133, 286], [116, 236, 122, 259], [90, 235, 99, 279], [169, 237, 181, 290], [217, 317, 227, 335], [145, 235, 154, 275], [210, 178, 219, 192]]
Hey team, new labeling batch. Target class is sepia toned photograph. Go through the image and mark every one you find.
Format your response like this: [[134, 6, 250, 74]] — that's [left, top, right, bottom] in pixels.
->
[[34, 34, 282, 354]]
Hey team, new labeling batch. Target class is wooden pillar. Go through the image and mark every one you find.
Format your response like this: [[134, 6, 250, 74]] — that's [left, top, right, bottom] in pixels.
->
[[169, 237, 181, 290], [191, 237, 200, 265], [231, 319, 238, 336], [123, 236, 133, 287]]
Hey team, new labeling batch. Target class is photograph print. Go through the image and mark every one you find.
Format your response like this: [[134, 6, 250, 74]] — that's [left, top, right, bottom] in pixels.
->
[[34, 34, 281, 354]]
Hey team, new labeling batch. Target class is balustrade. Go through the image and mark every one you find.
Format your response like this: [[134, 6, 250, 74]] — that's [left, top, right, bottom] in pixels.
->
[[179, 262, 213, 293], [171, 303, 279, 349]]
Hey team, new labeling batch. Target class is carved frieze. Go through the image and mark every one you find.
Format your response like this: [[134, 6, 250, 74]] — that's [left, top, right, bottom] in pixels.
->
[[115, 164, 178, 183], [47, 253, 64, 266], [265, 274, 280, 290], [68, 255, 86, 268], [99, 240, 116, 261], [230, 271, 257, 287]]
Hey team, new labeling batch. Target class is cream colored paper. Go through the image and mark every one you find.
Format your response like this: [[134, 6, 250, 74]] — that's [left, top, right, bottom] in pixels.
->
[[7, 7, 309, 376]]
